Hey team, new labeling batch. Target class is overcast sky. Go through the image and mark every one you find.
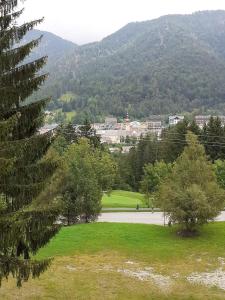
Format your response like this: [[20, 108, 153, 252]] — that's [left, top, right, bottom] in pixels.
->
[[20, 0, 225, 45]]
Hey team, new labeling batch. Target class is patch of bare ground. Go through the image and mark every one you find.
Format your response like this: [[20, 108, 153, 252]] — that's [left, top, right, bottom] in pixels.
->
[[117, 268, 172, 290], [1, 254, 225, 299], [187, 257, 225, 291]]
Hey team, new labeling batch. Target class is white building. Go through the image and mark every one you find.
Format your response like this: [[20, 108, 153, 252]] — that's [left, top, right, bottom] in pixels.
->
[[148, 121, 162, 138], [195, 115, 225, 129], [105, 117, 117, 125], [195, 115, 210, 129], [169, 115, 184, 126], [39, 123, 58, 135]]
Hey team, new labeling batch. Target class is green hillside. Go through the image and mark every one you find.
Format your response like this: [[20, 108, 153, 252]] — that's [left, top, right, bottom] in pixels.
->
[[35, 11, 225, 121]]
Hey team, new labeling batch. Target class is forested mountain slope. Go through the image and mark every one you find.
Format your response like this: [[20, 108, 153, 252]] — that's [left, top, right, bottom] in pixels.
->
[[23, 29, 77, 64], [33, 11, 225, 121]]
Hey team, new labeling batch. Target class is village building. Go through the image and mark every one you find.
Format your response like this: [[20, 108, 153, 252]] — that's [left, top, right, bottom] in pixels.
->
[[148, 121, 163, 138], [39, 123, 58, 135], [195, 115, 225, 129], [105, 117, 118, 125], [169, 115, 184, 126]]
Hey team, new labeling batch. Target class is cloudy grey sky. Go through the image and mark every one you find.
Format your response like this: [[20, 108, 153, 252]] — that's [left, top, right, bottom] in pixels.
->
[[20, 0, 225, 45]]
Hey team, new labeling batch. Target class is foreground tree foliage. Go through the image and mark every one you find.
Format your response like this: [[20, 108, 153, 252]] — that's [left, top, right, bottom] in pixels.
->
[[140, 161, 172, 208], [214, 160, 225, 190], [157, 132, 225, 236], [57, 139, 117, 225], [0, 1, 59, 286]]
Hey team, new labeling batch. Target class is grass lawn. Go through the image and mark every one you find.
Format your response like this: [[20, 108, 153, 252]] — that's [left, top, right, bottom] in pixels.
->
[[1, 222, 225, 299], [102, 190, 148, 208]]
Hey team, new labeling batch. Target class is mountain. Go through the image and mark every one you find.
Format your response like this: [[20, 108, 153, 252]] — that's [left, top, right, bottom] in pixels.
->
[[23, 29, 77, 64], [32, 11, 225, 121]]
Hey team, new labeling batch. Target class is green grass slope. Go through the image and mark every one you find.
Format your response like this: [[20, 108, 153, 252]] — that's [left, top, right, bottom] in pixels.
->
[[102, 190, 147, 208], [37, 222, 225, 261], [2, 223, 225, 299]]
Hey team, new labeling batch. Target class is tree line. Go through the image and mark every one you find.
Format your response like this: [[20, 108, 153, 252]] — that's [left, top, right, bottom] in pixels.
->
[[115, 117, 225, 191]]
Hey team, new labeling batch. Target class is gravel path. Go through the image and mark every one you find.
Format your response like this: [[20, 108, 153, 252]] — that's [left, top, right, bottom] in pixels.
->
[[98, 211, 225, 225]]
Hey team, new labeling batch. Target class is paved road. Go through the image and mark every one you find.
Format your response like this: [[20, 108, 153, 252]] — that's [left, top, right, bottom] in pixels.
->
[[102, 208, 157, 212], [98, 211, 225, 225]]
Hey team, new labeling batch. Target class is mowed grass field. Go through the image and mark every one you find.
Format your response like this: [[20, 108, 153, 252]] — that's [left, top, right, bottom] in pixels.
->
[[102, 190, 147, 208], [1, 222, 225, 299]]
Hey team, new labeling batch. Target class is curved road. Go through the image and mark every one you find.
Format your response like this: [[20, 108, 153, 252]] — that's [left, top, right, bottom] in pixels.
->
[[98, 211, 225, 225]]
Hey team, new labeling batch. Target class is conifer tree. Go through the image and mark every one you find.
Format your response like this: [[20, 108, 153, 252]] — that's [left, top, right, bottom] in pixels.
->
[[0, 0, 59, 286], [201, 116, 225, 161]]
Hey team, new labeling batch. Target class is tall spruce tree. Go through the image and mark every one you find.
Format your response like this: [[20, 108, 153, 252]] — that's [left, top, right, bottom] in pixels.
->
[[0, 0, 59, 286], [201, 117, 225, 161]]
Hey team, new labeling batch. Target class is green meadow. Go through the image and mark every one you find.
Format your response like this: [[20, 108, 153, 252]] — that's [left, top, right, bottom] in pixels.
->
[[102, 190, 147, 208], [1, 222, 225, 299]]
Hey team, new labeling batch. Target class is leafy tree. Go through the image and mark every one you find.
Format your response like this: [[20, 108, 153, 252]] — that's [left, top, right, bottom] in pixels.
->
[[59, 139, 117, 224], [157, 132, 225, 236], [0, 1, 59, 286], [214, 160, 225, 189], [140, 161, 172, 207]]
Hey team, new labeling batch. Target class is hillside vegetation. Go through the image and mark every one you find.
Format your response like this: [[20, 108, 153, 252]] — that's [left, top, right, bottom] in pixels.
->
[[32, 10, 225, 121]]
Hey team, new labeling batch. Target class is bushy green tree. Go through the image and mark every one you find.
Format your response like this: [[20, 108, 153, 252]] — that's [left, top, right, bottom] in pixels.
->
[[157, 132, 225, 236], [214, 160, 225, 189], [0, 1, 59, 286], [140, 161, 172, 207], [59, 139, 117, 224]]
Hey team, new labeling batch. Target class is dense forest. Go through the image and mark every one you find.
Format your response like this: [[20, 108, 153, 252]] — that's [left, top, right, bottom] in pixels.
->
[[28, 11, 225, 122]]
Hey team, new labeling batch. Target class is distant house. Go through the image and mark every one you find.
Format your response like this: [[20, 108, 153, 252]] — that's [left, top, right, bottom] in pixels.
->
[[105, 117, 117, 125], [122, 146, 133, 154], [195, 115, 225, 129], [97, 130, 125, 144], [45, 110, 54, 117], [130, 121, 141, 128], [195, 115, 211, 129], [148, 121, 163, 138], [169, 115, 184, 126], [109, 147, 121, 153], [38, 123, 58, 135]]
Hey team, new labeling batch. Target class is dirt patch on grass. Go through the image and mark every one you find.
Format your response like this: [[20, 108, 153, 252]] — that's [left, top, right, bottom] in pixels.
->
[[187, 257, 225, 291], [2, 254, 225, 299], [117, 268, 172, 290], [187, 269, 225, 291]]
